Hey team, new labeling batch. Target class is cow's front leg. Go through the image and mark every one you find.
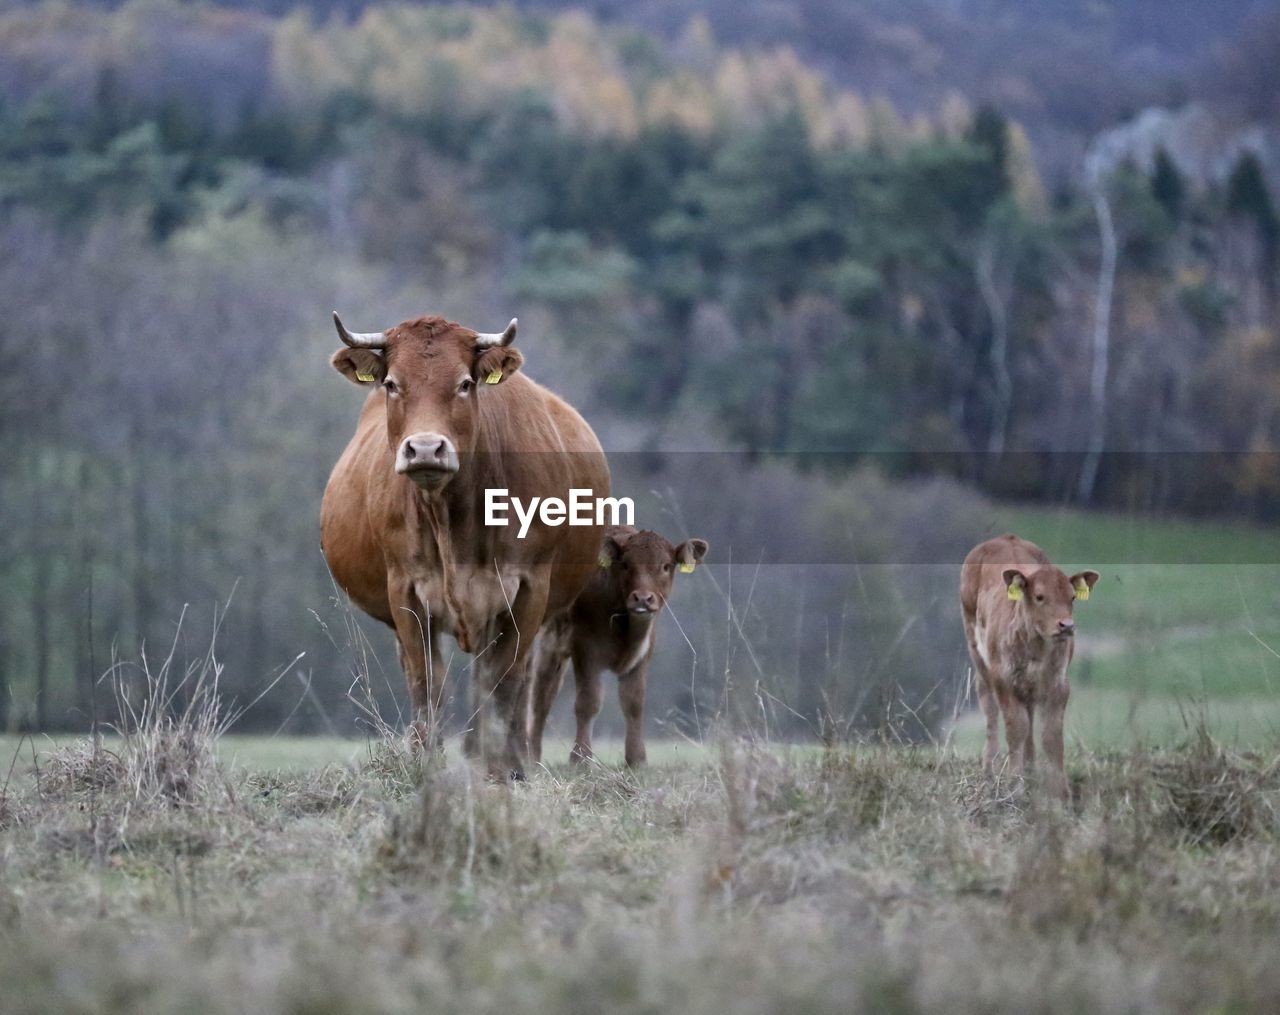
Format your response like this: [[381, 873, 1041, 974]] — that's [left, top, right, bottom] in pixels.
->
[[476, 580, 548, 780], [389, 574, 446, 750], [617, 663, 648, 768]]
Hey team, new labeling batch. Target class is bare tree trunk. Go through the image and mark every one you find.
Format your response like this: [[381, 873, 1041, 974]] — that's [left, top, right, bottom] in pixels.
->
[[75, 457, 95, 721], [24, 449, 55, 730], [1077, 185, 1116, 504], [977, 229, 1012, 459], [0, 446, 12, 732], [0, 617, 9, 733], [33, 535, 50, 732], [131, 436, 153, 653]]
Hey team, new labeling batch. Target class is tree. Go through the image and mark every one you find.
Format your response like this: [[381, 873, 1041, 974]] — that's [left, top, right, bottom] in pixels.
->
[[1150, 146, 1185, 221], [1226, 152, 1279, 282]]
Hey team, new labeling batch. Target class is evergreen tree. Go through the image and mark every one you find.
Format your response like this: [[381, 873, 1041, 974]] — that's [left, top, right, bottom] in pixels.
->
[[1226, 152, 1279, 261], [1150, 146, 1185, 221]]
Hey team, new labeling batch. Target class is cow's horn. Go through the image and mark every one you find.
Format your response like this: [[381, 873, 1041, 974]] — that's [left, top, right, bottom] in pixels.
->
[[474, 318, 518, 348], [333, 311, 386, 349]]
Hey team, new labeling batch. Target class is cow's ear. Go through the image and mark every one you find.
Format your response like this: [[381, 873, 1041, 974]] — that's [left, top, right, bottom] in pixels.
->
[[675, 538, 709, 574], [1070, 570, 1100, 601], [1002, 569, 1027, 601], [332, 348, 385, 387], [474, 346, 524, 386]]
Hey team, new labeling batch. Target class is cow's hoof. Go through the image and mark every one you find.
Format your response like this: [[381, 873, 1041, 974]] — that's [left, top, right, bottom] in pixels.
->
[[484, 755, 526, 782]]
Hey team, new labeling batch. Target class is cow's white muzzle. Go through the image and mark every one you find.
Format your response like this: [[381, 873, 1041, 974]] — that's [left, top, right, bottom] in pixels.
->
[[396, 433, 459, 486]]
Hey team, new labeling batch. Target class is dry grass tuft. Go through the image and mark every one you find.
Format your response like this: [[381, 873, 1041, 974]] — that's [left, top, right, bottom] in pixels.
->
[[561, 760, 642, 807], [1150, 734, 1279, 846], [375, 759, 557, 885], [39, 739, 126, 797], [101, 602, 249, 807], [362, 737, 437, 799], [245, 766, 361, 816]]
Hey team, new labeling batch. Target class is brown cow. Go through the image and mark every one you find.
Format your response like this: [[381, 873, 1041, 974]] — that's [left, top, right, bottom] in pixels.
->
[[960, 534, 1098, 799], [320, 312, 610, 778], [527, 526, 708, 768]]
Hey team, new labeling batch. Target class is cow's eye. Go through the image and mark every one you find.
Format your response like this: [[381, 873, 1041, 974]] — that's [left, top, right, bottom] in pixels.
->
[[663, 563, 672, 573], [1035, 594, 1045, 603], [383, 379, 399, 396], [458, 378, 474, 396]]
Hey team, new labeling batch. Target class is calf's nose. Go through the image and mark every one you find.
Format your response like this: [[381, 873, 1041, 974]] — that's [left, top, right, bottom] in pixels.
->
[[627, 590, 659, 613], [1058, 618, 1075, 634]]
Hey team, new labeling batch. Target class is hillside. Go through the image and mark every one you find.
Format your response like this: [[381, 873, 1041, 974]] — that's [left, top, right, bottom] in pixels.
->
[[1, 0, 1278, 740]]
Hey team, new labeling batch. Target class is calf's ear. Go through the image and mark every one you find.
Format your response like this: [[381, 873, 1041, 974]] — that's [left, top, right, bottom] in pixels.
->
[[331, 348, 385, 386], [599, 532, 628, 568], [1070, 570, 1100, 601], [1002, 568, 1027, 601], [474, 346, 524, 386], [675, 538, 709, 573]]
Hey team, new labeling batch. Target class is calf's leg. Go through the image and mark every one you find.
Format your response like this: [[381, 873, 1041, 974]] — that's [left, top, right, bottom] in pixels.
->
[[617, 665, 648, 768], [569, 651, 603, 764], [999, 694, 1032, 782], [964, 628, 1001, 773], [529, 653, 569, 765], [975, 669, 1000, 773], [1040, 683, 1071, 801], [1025, 702, 1037, 769]]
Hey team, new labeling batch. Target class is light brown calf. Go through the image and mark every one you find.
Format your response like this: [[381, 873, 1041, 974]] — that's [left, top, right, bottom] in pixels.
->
[[528, 526, 708, 768], [960, 534, 1098, 799]]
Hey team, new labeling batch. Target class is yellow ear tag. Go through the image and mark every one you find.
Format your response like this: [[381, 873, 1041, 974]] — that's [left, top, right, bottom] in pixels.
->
[[356, 369, 375, 383], [485, 369, 503, 385], [598, 552, 611, 568], [1007, 583, 1023, 602], [1074, 578, 1090, 601], [678, 561, 695, 574]]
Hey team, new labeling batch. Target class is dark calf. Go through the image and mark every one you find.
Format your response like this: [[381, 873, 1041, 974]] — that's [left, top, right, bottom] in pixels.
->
[[529, 526, 708, 768]]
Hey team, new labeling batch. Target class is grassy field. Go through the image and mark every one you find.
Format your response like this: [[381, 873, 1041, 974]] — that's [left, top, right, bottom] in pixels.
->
[[0, 733, 712, 779], [1, 728, 1279, 1014], [3, 505, 1278, 1011]]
